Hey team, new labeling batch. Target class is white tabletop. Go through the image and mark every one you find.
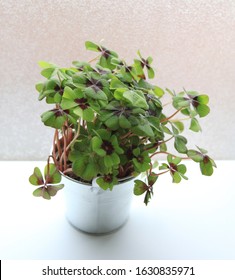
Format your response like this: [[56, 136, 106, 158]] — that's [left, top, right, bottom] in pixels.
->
[[0, 160, 234, 260]]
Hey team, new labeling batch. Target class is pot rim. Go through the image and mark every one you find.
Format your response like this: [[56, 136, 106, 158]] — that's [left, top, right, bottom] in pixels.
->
[[60, 171, 139, 186]]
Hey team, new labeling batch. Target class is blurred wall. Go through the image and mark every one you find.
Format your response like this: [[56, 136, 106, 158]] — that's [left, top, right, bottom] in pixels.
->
[[0, 0, 234, 160]]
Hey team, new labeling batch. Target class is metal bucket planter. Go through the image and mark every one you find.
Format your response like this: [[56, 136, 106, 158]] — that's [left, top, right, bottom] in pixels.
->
[[62, 174, 137, 234]]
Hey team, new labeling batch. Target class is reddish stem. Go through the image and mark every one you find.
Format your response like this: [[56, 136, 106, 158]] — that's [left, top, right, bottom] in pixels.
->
[[150, 151, 191, 160], [160, 108, 182, 123]]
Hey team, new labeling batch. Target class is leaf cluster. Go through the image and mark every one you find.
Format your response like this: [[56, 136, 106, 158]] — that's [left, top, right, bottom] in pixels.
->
[[29, 41, 216, 204]]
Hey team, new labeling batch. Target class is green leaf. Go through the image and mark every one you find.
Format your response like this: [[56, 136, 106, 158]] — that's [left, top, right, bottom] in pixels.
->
[[96, 177, 112, 190], [162, 125, 173, 135], [41, 109, 66, 129], [29, 167, 44, 186], [110, 77, 127, 89], [63, 86, 78, 100], [134, 59, 145, 78], [105, 115, 119, 130], [36, 83, 43, 93], [111, 153, 120, 165], [173, 121, 184, 133], [174, 136, 187, 153], [133, 158, 150, 172], [171, 156, 182, 165], [160, 142, 167, 152], [172, 172, 181, 183], [148, 173, 158, 186], [33, 187, 51, 200], [38, 61, 56, 68], [85, 41, 100, 52], [190, 118, 202, 132], [196, 146, 208, 154], [47, 184, 64, 196], [132, 122, 154, 137], [91, 136, 102, 151], [41, 68, 56, 79], [187, 150, 203, 162], [134, 180, 148, 195], [159, 163, 168, 170], [61, 99, 77, 110], [119, 115, 131, 128], [181, 108, 191, 116], [73, 157, 98, 181], [200, 159, 213, 176], [72, 156, 87, 177], [173, 96, 190, 109], [72, 73, 87, 87], [33, 187, 44, 197], [132, 148, 140, 158], [144, 190, 152, 206], [104, 155, 114, 168], [114, 88, 126, 100], [83, 107, 94, 122], [84, 87, 107, 101], [197, 94, 209, 105], [123, 90, 149, 109], [73, 106, 83, 118], [97, 175, 118, 191], [196, 104, 210, 118], [44, 164, 61, 184], [153, 86, 164, 98], [147, 67, 155, 79], [177, 164, 187, 175]]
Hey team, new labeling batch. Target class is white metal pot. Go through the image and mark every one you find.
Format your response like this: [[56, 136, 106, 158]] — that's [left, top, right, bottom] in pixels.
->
[[62, 174, 137, 234]]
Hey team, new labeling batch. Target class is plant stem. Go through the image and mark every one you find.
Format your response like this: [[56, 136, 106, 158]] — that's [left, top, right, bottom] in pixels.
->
[[120, 131, 133, 140], [55, 130, 62, 171], [159, 136, 174, 145], [170, 117, 191, 122], [52, 130, 58, 167], [149, 161, 153, 175], [65, 121, 81, 152], [150, 151, 191, 160], [62, 126, 67, 171], [162, 101, 172, 107], [155, 170, 170, 176], [145, 136, 174, 152], [160, 108, 182, 123], [88, 54, 101, 64]]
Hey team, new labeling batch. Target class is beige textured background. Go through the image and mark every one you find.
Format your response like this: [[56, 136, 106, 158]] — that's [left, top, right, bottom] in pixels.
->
[[0, 0, 234, 160]]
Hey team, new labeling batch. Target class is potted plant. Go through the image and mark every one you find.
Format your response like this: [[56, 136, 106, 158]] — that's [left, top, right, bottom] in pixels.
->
[[29, 41, 216, 234]]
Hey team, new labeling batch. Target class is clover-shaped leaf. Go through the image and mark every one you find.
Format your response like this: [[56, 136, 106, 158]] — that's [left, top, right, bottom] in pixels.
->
[[72, 155, 98, 181], [61, 87, 95, 122], [29, 164, 64, 200], [134, 173, 158, 205], [132, 149, 151, 172], [96, 172, 119, 191], [134, 50, 155, 79], [159, 155, 188, 183], [85, 41, 118, 70], [173, 91, 210, 118], [187, 147, 216, 176], [41, 109, 67, 129]]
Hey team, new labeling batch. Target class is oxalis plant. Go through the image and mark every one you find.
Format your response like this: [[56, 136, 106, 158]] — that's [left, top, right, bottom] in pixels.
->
[[29, 41, 216, 205]]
